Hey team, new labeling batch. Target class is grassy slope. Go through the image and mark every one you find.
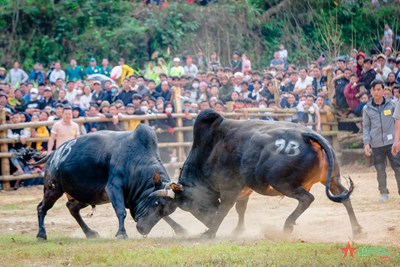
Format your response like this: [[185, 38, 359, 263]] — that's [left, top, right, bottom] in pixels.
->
[[0, 234, 399, 267]]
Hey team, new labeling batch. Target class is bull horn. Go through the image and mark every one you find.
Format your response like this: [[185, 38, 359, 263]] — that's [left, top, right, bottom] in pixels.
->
[[164, 182, 183, 192], [149, 189, 175, 199]]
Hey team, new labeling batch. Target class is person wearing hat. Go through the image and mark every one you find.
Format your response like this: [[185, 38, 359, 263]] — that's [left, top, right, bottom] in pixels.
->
[[40, 87, 55, 109], [25, 88, 41, 115], [170, 57, 184, 77], [49, 62, 66, 84], [91, 80, 107, 106], [85, 57, 101, 75], [375, 54, 391, 82], [99, 100, 110, 114], [0, 92, 15, 113]]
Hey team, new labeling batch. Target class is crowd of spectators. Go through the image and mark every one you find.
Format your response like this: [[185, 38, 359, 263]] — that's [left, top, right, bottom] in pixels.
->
[[1, 34, 400, 189]]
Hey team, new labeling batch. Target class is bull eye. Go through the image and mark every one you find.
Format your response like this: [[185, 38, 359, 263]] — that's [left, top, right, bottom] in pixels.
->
[[155, 201, 159, 206]]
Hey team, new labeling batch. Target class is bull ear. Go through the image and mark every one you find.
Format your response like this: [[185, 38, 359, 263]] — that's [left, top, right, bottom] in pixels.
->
[[152, 172, 162, 187], [171, 182, 183, 192]]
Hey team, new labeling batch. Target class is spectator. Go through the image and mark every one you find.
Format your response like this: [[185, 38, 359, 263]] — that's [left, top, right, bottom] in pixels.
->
[[293, 68, 313, 97], [159, 80, 172, 102], [55, 89, 70, 106], [375, 54, 391, 82], [40, 87, 55, 109], [249, 80, 263, 101], [231, 51, 242, 73], [383, 23, 393, 49], [170, 57, 185, 77], [154, 58, 168, 77], [241, 53, 251, 74], [85, 58, 101, 75], [84, 105, 100, 133], [278, 43, 288, 68], [25, 88, 41, 115], [333, 68, 351, 110], [184, 57, 198, 78], [5, 61, 28, 86], [65, 81, 77, 103], [363, 80, 400, 202], [100, 58, 111, 77], [29, 63, 45, 85], [209, 52, 221, 73], [47, 105, 80, 154], [360, 57, 376, 93], [0, 67, 6, 82], [270, 51, 285, 71], [14, 89, 27, 112], [344, 73, 360, 111], [316, 95, 335, 132], [49, 62, 66, 83], [66, 59, 85, 82], [196, 50, 208, 72], [312, 67, 326, 94], [30, 112, 50, 151], [118, 58, 135, 84]]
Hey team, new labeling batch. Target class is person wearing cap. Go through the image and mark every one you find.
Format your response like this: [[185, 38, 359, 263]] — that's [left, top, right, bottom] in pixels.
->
[[85, 57, 101, 75], [184, 57, 198, 79], [5, 61, 29, 86], [66, 59, 85, 82], [169, 57, 184, 77], [0, 92, 15, 113], [25, 88, 41, 114], [49, 62, 66, 84], [29, 62, 45, 85], [40, 87, 55, 109], [375, 54, 391, 82], [91, 80, 107, 106]]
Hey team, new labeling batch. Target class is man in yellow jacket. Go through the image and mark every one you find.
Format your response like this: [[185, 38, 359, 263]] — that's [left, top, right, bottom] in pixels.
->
[[118, 58, 134, 84]]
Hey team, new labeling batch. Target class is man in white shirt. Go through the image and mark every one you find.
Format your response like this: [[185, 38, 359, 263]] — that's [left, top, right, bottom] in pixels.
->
[[49, 62, 66, 83], [293, 68, 313, 97]]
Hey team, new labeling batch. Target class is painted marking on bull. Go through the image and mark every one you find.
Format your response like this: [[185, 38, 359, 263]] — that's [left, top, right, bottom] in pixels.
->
[[50, 139, 77, 168], [275, 139, 300, 156]]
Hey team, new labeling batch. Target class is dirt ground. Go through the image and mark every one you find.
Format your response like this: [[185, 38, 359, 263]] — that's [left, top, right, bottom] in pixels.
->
[[0, 164, 399, 246]]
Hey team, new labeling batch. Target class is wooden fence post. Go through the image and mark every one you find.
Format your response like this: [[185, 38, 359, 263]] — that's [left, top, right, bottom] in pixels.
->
[[326, 68, 340, 152], [173, 86, 185, 162], [0, 110, 11, 190]]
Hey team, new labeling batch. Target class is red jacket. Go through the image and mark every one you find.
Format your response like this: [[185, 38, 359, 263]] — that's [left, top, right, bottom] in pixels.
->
[[344, 83, 360, 110]]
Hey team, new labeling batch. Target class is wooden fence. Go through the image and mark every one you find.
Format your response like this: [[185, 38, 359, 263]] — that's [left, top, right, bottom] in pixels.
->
[[0, 105, 363, 190]]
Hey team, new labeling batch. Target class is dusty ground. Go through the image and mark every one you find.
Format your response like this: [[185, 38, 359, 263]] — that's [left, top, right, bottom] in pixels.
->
[[0, 164, 399, 246]]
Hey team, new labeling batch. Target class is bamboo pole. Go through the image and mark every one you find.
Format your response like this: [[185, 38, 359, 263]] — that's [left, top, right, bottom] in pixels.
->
[[327, 68, 334, 107], [273, 79, 281, 107], [0, 110, 10, 190], [173, 86, 185, 162]]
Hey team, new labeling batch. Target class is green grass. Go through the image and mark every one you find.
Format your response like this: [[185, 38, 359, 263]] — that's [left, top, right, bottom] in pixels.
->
[[0, 234, 399, 266], [0, 204, 24, 211]]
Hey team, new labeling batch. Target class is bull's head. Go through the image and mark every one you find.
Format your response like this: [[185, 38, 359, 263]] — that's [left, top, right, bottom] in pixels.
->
[[134, 172, 183, 236]]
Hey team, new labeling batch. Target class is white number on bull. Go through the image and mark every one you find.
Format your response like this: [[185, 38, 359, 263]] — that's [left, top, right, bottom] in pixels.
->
[[50, 139, 77, 168], [275, 139, 300, 156]]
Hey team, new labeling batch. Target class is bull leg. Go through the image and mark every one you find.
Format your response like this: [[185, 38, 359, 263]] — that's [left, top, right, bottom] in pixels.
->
[[105, 181, 128, 239], [202, 198, 237, 238], [273, 184, 315, 234], [328, 178, 363, 238], [232, 197, 249, 235], [37, 180, 64, 241], [162, 216, 188, 236], [66, 200, 100, 239]]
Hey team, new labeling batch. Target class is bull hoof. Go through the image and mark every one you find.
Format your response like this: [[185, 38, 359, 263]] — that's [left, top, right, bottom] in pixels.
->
[[353, 229, 367, 239], [116, 233, 128, 240], [283, 224, 294, 234], [85, 230, 100, 239], [174, 227, 188, 237], [232, 226, 245, 236], [37, 236, 47, 241], [201, 229, 216, 239]]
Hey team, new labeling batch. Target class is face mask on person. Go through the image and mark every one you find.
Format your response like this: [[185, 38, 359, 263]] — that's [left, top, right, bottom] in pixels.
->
[[165, 107, 173, 113], [30, 93, 38, 99], [192, 83, 199, 89], [111, 88, 118, 94], [140, 106, 149, 113], [259, 104, 267, 109], [388, 63, 394, 69], [77, 89, 83, 95]]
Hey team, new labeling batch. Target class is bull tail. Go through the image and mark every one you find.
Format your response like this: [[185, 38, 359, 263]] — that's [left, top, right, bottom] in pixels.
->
[[302, 132, 353, 203], [27, 152, 53, 166]]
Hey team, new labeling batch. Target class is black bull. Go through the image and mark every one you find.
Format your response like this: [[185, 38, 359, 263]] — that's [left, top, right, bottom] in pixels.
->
[[156, 109, 363, 238], [30, 124, 185, 240]]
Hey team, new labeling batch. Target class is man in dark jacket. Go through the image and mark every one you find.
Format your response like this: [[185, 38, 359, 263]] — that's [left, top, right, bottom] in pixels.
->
[[360, 57, 377, 94]]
